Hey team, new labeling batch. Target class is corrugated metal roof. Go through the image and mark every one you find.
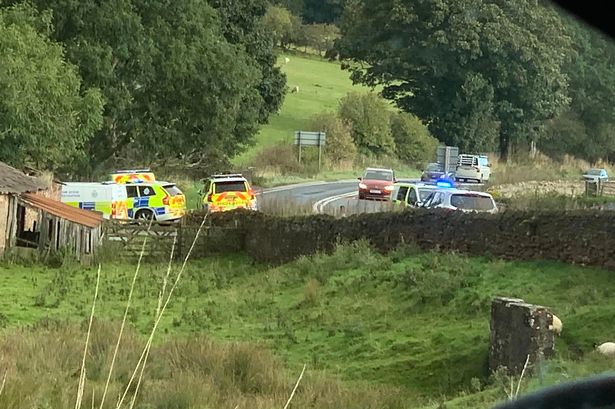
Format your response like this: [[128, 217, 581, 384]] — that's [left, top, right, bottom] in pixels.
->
[[20, 193, 104, 228], [0, 162, 45, 194]]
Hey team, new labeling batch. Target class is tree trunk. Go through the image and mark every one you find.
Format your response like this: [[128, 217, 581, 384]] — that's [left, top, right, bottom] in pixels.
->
[[499, 132, 510, 163]]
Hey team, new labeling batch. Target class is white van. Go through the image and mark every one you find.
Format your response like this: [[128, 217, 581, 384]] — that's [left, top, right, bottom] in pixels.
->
[[61, 182, 129, 220], [455, 154, 491, 183]]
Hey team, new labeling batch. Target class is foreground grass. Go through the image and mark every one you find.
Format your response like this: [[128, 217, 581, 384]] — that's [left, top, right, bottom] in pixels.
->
[[0, 321, 403, 409], [234, 53, 374, 166], [1, 244, 615, 407]]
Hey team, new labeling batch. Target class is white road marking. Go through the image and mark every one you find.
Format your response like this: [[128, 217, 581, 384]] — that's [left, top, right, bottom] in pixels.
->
[[312, 191, 356, 214]]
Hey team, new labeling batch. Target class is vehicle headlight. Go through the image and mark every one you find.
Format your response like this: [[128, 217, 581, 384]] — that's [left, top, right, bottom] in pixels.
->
[[359, 183, 367, 189], [384, 185, 394, 191]]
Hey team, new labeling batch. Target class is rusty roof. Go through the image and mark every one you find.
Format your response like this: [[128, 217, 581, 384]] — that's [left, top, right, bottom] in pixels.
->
[[20, 193, 104, 228], [0, 162, 45, 194]]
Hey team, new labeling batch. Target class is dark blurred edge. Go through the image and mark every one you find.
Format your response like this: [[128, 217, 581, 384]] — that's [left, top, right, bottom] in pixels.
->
[[551, 1, 614, 39]]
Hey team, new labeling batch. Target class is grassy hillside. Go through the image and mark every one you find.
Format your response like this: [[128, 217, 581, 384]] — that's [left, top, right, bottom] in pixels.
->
[[1, 244, 614, 407], [234, 53, 375, 166]]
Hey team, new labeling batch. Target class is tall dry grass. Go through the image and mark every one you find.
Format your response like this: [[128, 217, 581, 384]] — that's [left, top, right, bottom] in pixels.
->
[[489, 152, 613, 186], [0, 323, 406, 409]]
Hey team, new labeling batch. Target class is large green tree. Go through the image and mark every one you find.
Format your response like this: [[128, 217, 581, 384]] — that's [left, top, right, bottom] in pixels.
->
[[545, 12, 615, 162], [336, 0, 572, 159], [2, 0, 284, 174], [0, 4, 103, 172], [208, 0, 287, 123]]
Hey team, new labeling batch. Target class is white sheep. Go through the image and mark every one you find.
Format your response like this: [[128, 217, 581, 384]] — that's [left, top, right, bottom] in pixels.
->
[[549, 314, 563, 336], [594, 342, 615, 357], [284, 57, 290, 64], [291, 85, 299, 93]]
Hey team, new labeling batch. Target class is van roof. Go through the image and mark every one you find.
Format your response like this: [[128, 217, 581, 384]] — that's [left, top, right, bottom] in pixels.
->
[[63, 182, 119, 187]]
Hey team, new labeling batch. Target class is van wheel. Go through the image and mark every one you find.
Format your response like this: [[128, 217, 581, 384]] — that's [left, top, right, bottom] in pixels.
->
[[135, 209, 155, 221]]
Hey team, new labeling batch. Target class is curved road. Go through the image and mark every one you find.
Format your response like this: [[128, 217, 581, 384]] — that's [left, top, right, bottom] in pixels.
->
[[258, 178, 485, 216]]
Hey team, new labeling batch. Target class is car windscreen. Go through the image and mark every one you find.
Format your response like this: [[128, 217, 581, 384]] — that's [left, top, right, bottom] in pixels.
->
[[163, 184, 183, 196], [214, 181, 247, 193], [426, 163, 441, 172], [418, 188, 437, 201], [450, 194, 494, 211], [364, 170, 393, 181], [587, 169, 602, 175]]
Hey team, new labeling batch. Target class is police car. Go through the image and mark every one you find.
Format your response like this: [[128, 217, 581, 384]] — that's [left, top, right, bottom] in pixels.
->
[[200, 173, 257, 212], [391, 179, 456, 208], [110, 170, 186, 221], [420, 188, 498, 213]]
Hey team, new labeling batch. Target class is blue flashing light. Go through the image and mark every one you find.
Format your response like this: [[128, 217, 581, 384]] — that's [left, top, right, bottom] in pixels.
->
[[435, 179, 455, 188]]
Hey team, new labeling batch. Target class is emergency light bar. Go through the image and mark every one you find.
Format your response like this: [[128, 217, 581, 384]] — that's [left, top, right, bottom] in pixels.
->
[[110, 169, 156, 184], [112, 168, 152, 174], [210, 173, 244, 179], [435, 178, 455, 188]]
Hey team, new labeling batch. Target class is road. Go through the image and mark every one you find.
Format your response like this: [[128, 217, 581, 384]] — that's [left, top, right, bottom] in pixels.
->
[[258, 179, 486, 216]]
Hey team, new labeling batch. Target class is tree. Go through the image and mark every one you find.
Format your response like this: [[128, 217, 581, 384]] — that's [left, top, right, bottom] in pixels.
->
[[302, 0, 346, 24], [262, 4, 301, 49], [338, 92, 395, 155], [300, 23, 340, 56], [309, 112, 357, 164], [129, 0, 263, 163], [273, 0, 345, 24], [210, 0, 287, 122], [551, 12, 615, 162], [336, 0, 572, 159], [3, 0, 282, 174], [390, 113, 439, 167], [0, 4, 103, 172]]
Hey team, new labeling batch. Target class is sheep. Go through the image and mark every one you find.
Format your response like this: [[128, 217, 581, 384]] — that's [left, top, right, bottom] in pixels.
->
[[550, 314, 563, 336], [284, 57, 290, 64], [594, 342, 615, 358], [291, 85, 299, 93]]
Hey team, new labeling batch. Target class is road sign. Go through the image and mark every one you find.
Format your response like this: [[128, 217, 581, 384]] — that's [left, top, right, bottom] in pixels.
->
[[294, 131, 326, 147], [294, 131, 326, 170]]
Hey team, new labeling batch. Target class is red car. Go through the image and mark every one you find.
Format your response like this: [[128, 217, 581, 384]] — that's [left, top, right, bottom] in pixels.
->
[[358, 167, 396, 200]]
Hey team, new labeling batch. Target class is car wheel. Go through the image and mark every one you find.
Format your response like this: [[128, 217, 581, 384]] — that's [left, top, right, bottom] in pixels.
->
[[358, 193, 365, 200], [135, 209, 155, 221]]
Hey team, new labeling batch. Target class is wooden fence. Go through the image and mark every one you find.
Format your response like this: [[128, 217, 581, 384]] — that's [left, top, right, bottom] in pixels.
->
[[585, 180, 615, 197], [102, 219, 242, 260]]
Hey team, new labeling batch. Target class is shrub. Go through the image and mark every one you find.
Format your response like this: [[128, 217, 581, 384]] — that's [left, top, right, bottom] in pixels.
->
[[338, 92, 395, 155], [309, 111, 357, 167], [252, 143, 304, 174], [390, 112, 439, 168]]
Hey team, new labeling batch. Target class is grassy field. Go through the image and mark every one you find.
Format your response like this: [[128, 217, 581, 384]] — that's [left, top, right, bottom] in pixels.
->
[[1, 243, 614, 407], [234, 52, 375, 166]]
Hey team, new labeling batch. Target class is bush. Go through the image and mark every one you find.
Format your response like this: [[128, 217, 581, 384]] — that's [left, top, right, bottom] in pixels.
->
[[338, 92, 395, 156], [390, 112, 439, 168], [309, 111, 357, 167], [252, 143, 304, 174]]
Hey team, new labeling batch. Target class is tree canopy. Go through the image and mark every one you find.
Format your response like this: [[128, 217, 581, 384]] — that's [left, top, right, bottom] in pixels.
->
[[1, 0, 286, 175], [0, 4, 103, 172], [336, 0, 572, 159]]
